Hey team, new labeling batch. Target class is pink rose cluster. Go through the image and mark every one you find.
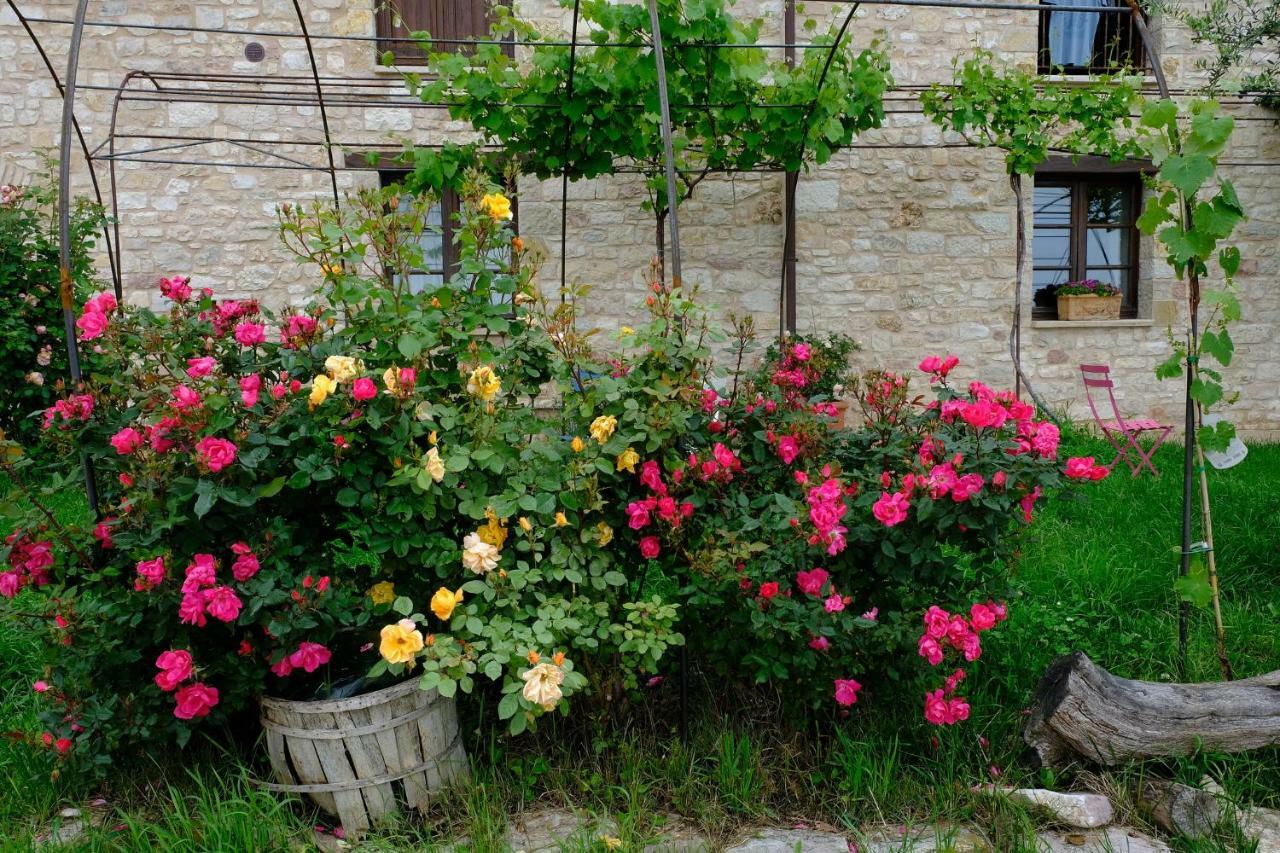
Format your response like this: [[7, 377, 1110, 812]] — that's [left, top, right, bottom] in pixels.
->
[[803, 471, 851, 556], [1064, 456, 1110, 481], [270, 641, 333, 678], [1, 531, 55, 598], [916, 601, 1008, 726], [75, 292, 117, 341], [159, 275, 193, 303], [918, 354, 960, 383], [41, 393, 95, 431], [627, 460, 695, 561], [203, 298, 261, 337], [770, 341, 821, 408], [154, 650, 221, 720]]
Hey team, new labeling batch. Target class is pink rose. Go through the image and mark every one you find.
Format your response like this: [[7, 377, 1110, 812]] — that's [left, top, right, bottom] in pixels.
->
[[352, 377, 377, 402], [160, 275, 192, 303], [917, 635, 944, 666], [924, 689, 949, 725], [110, 427, 144, 455], [991, 600, 1008, 622], [75, 310, 109, 340], [181, 554, 217, 593], [1064, 457, 1096, 479], [178, 592, 207, 627], [795, 567, 829, 597], [136, 556, 166, 588], [1020, 486, 1042, 523], [969, 603, 997, 632], [861, 607, 879, 622], [288, 642, 332, 674], [203, 586, 242, 623], [824, 593, 845, 613], [195, 436, 237, 473], [92, 520, 112, 548], [808, 635, 830, 652], [231, 551, 259, 582], [186, 357, 216, 379], [173, 683, 219, 720], [0, 571, 20, 599], [154, 650, 194, 692], [950, 473, 984, 503], [833, 678, 861, 707], [960, 631, 982, 662], [944, 668, 967, 695], [233, 322, 266, 347], [172, 385, 203, 410], [638, 460, 664, 492], [639, 536, 660, 559], [946, 616, 970, 648], [923, 605, 951, 639], [270, 657, 294, 677], [776, 435, 800, 465], [871, 491, 909, 527], [33, 680, 50, 693], [1030, 422, 1060, 459], [626, 501, 652, 530], [239, 374, 262, 408], [992, 471, 1007, 490], [759, 581, 779, 600], [960, 400, 1007, 430]]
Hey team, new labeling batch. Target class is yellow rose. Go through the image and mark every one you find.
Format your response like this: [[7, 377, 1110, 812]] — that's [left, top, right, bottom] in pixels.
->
[[619, 326, 634, 336], [616, 446, 640, 473], [589, 415, 617, 444], [477, 508, 508, 551], [382, 366, 399, 394], [479, 192, 513, 221], [518, 516, 533, 533], [367, 581, 395, 606], [309, 374, 336, 408], [379, 618, 424, 665], [570, 436, 584, 453], [466, 365, 502, 402], [554, 511, 569, 527], [324, 355, 363, 382], [425, 447, 446, 483], [430, 587, 464, 621], [595, 522, 613, 547], [521, 661, 565, 710]]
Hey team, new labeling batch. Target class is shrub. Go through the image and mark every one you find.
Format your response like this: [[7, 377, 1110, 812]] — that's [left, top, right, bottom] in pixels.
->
[[0, 171, 104, 447]]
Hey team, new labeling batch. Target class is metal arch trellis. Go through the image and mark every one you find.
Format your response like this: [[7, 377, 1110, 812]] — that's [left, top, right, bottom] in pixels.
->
[[10, 0, 1187, 526]]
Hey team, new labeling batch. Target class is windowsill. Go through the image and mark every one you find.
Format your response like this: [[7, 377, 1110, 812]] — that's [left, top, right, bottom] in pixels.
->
[[1031, 318, 1154, 328], [374, 63, 431, 76], [1038, 72, 1158, 86]]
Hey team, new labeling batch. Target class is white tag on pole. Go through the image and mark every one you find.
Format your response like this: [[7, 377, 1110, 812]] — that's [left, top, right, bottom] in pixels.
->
[[1202, 413, 1248, 470]]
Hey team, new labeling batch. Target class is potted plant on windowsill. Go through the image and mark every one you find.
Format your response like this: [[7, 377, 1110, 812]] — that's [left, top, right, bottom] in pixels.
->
[[1053, 279, 1123, 321]]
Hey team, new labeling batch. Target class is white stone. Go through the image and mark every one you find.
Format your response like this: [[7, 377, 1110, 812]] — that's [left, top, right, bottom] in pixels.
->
[[363, 108, 413, 132], [859, 825, 989, 852], [728, 828, 849, 852], [1037, 828, 1171, 853], [1009, 789, 1114, 828], [795, 180, 840, 213], [506, 808, 618, 852], [167, 102, 219, 128]]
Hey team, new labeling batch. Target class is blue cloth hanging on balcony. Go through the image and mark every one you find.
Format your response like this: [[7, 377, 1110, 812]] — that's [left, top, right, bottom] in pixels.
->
[[1046, 0, 1110, 68]]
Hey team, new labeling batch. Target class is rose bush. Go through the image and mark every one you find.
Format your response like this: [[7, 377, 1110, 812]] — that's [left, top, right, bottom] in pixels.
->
[[0, 169, 104, 447]]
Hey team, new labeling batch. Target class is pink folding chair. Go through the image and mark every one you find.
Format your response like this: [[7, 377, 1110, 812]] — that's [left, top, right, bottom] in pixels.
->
[[1079, 364, 1174, 476]]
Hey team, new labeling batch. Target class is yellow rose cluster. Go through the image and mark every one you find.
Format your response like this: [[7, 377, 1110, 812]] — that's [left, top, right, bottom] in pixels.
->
[[466, 365, 502, 403], [479, 192, 513, 221], [309, 354, 365, 408]]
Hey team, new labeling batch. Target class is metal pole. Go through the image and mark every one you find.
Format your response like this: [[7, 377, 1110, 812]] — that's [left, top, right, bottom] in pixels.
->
[[646, 0, 682, 287], [291, 0, 342, 211], [57, 0, 100, 518], [781, 0, 798, 336], [560, 0, 584, 301]]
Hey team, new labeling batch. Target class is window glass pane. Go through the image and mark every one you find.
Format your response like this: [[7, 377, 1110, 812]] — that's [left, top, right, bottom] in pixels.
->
[[1033, 268, 1068, 309], [1033, 186, 1072, 224], [1087, 184, 1132, 223], [1085, 227, 1131, 267], [1033, 229, 1071, 267], [1085, 267, 1131, 293], [408, 272, 445, 295]]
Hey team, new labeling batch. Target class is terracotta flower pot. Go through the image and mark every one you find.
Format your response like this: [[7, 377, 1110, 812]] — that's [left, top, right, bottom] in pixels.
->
[[1056, 293, 1122, 321]]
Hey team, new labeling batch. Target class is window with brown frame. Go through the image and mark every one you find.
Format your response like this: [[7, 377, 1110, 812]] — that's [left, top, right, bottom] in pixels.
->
[[1032, 175, 1141, 319], [1037, 1, 1145, 75], [378, 172, 517, 294], [375, 1, 507, 66]]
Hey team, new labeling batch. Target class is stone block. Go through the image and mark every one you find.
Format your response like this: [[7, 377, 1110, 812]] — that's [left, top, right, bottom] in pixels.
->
[[1008, 789, 1114, 828]]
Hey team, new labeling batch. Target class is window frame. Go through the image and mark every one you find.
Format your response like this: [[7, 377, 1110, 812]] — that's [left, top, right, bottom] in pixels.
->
[[1031, 173, 1141, 320], [1036, 2, 1147, 76], [374, 1, 511, 67], [378, 171, 519, 286]]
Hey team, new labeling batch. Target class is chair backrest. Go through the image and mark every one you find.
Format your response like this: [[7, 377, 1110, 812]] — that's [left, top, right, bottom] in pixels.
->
[[1079, 363, 1128, 430]]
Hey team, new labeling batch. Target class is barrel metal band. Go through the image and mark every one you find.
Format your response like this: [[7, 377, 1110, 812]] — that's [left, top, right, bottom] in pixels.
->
[[260, 702, 437, 740]]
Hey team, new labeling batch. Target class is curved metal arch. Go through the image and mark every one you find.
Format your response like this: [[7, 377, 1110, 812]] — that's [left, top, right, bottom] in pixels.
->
[[106, 70, 163, 294], [291, 0, 342, 211], [6, 0, 120, 296], [559, 0, 584, 298]]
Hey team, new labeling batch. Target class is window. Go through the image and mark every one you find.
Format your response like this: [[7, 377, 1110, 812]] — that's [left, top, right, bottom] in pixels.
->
[[1037, 0, 1145, 75], [1032, 175, 1140, 319], [375, 1, 507, 66], [378, 172, 516, 295]]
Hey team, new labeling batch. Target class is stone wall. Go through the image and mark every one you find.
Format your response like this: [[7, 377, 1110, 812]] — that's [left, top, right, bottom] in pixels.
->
[[1, 0, 1277, 434]]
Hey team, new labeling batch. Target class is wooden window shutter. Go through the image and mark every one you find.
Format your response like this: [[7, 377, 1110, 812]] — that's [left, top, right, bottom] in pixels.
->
[[376, 0, 509, 65]]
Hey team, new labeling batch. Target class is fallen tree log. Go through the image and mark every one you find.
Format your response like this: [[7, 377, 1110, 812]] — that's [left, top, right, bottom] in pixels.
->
[[1023, 652, 1280, 768]]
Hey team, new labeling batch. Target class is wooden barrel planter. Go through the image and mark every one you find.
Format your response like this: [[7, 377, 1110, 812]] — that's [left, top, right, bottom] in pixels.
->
[[259, 679, 469, 836]]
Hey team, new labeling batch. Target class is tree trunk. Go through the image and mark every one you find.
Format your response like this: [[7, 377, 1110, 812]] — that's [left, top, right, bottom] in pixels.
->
[[1023, 653, 1280, 768]]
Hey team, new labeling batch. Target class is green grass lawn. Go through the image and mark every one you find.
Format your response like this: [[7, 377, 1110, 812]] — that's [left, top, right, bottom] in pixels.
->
[[1, 439, 1277, 851]]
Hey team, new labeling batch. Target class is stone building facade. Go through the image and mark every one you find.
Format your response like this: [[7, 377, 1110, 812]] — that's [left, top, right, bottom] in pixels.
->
[[2, 0, 1277, 434]]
